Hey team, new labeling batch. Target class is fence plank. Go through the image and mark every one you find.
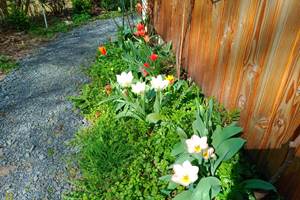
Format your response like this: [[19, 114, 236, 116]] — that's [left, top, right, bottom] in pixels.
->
[[150, 0, 300, 198]]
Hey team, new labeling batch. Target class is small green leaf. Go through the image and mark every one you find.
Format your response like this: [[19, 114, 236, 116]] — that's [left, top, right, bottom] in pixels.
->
[[176, 127, 187, 139], [167, 181, 177, 190], [159, 175, 171, 181], [174, 191, 193, 200], [146, 113, 162, 123], [171, 142, 186, 156], [242, 179, 277, 192], [174, 153, 194, 164]]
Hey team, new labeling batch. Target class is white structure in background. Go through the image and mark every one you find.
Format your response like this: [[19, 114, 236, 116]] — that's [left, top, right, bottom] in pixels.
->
[[142, 0, 147, 20]]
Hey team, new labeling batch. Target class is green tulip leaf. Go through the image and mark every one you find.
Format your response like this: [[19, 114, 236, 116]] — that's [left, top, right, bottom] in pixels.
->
[[212, 123, 243, 148], [192, 177, 221, 200], [146, 113, 162, 123], [242, 179, 277, 192], [174, 190, 193, 200]]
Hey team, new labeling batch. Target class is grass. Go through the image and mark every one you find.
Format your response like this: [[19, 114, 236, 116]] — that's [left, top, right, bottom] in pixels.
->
[[0, 54, 18, 74], [28, 11, 122, 39]]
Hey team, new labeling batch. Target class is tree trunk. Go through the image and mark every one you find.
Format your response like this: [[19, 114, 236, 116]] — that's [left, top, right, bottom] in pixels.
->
[[0, 0, 9, 16], [24, 0, 30, 14]]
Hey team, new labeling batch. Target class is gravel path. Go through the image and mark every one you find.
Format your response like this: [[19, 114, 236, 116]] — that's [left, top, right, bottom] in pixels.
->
[[0, 18, 119, 200]]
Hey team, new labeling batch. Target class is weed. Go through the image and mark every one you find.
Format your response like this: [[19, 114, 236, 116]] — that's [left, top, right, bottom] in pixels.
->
[[0, 55, 18, 74]]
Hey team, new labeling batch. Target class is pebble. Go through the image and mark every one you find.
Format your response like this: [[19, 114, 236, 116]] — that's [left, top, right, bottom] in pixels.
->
[[0, 17, 120, 200]]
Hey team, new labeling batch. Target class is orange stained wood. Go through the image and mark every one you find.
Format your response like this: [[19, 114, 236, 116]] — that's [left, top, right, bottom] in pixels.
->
[[149, 0, 300, 198]]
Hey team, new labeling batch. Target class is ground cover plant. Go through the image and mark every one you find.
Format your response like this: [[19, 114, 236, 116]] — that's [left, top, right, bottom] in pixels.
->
[[66, 3, 278, 200], [0, 54, 18, 74]]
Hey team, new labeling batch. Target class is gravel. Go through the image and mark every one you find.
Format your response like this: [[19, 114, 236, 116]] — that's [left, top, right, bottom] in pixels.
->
[[0, 18, 120, 200]]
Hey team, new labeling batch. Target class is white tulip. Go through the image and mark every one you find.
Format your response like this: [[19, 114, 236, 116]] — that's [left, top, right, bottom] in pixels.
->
[[150, 75, 169, 91], [185, 135, 208, 154], [116, 71, 134, 88], [171, 160, 199, 186], [203, 147, 216, 160], [131, 81, 146, 95]]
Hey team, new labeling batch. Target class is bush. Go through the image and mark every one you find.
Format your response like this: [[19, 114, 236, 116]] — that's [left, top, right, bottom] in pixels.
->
[[4, 7, 30, 30], [72, 0, 92, 14], [72, 13, 91, 24]]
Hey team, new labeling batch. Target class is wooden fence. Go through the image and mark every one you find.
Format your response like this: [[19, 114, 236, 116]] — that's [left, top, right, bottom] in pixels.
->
[[149, 0, 300, 198]]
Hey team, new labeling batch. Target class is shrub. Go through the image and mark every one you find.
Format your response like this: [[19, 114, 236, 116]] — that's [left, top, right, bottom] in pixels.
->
[[72, 0, 92, 14], [72, 13, 91, 24], [4, 7, 30, 30]]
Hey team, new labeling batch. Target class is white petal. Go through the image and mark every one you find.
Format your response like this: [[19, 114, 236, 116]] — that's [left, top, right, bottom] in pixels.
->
[[191, 135, 201, 143], [173, 164, 184, 175], [185, 139, 195, 153], [189, 173, 198, 183], [188, 165, 199, 176], [182, 160, 193, 169]]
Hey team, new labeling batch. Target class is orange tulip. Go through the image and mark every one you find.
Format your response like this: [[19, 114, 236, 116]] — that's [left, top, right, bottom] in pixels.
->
[[136, 3, 143, 15], [143, 35, 150, 43], [98, 46, 107, 55]]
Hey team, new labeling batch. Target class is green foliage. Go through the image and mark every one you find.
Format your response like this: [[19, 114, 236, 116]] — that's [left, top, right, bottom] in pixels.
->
[[72, 0, 92, 14], [72, 13, 91, 24], [0, 54, 18, 73], [67, 28, 278, 199], [65, 104, 180, 199], [29, 13, 93, 39], [71, 42, 130, 115], [100, 0, 137, 11], [122, 37, 174, 76], [5, 7, 30, 30]]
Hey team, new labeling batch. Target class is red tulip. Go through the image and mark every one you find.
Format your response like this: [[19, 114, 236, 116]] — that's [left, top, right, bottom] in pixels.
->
[[136, 23, 145, 31], [149, 53, 158, 61], [143, 62, 150, 68]]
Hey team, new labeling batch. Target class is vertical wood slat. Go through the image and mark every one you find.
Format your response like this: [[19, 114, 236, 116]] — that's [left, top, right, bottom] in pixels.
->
[[150, 0, 300, 198]]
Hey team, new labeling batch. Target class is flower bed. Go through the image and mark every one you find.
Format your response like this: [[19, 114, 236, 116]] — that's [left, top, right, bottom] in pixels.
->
[[65, 14, 278, 200]]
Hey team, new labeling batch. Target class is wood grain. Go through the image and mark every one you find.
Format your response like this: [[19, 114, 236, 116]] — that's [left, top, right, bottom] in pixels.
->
[[150, 0, 300, 198]]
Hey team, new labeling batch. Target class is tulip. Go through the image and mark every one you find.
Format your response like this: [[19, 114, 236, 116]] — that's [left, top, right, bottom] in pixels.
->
[[116, 71, 134, 88], [143, 35, 150, 43], [143, 62, 150, 68], [136, 23, 145, 31], [140, 68, 149, 77], [171, 160, 199, 186], [98, 46, 107, 55], [134, 30, 146, 37], [185, 135, 208, 154], [149, 53, 158, 61], [131, 81, 146, 95], [165, 75, 175, 84], [150, 75, 169, 91], [203, 147, 216, 160], [136, 3, 143, 15]]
